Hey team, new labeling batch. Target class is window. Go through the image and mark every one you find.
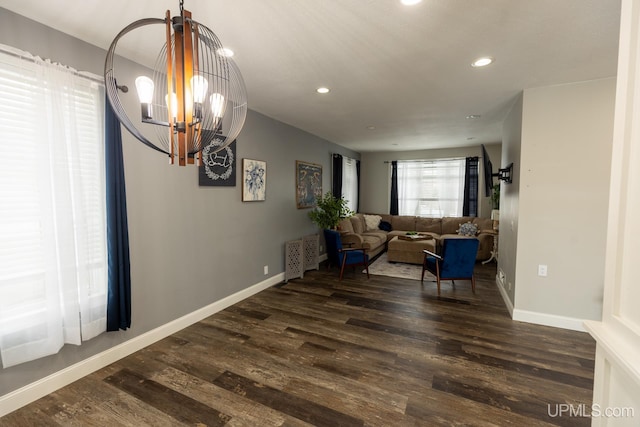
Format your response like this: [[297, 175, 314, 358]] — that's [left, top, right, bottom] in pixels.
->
[[332, 154, 359, 212], [396, 159, 466, 217], [342, 156, 358, 212], [0, 46, 107, 368]]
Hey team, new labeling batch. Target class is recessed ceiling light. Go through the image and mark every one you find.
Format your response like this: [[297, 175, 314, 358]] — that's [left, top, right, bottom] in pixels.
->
[[316, 87, 330, 94], [466, 114, 481, 119], [471, 57, 493, 67], [401, 0, 422, 5], [366, 126, 376, 130], [217, 47, 234, 57]]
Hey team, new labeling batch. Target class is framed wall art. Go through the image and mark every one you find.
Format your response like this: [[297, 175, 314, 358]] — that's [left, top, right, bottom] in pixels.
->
[[242, 158, 266, 201], [296, 160, 322, 209], [198, 135, 236, 186]]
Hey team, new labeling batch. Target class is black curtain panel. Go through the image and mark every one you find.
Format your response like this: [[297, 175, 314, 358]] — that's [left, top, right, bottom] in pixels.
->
[[463, 156, 479, 217], [356, 159, 361, 212], [332, 153, 343, 198], [105, 98, 132, 331], [390, 160, 399, 215]]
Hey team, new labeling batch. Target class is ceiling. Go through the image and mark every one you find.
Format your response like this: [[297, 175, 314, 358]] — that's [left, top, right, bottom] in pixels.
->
[[0, 0, 621, 153]]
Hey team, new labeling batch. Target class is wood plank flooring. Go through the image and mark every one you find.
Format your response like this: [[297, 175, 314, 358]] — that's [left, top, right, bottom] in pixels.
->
[[1, 262, 596, 426]]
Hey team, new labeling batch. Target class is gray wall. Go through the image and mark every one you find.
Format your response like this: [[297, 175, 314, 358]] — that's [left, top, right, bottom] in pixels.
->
[[499, 93, 523, 305], [514, 78, 615, 322], [360, 144, 502, 218], [0, 9, 358, 397], [499, 79, 615, 324]]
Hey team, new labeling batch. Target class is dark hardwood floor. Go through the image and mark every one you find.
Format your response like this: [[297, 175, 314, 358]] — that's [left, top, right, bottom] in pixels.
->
[[1, 262, 596, 426]]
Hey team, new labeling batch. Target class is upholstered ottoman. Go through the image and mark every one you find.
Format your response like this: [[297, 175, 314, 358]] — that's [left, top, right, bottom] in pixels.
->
[[387, 236, 436, 264]]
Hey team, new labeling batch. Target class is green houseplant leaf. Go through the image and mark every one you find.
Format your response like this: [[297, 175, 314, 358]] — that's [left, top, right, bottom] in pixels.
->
[[308, 192, 354, 230], [491, 184, 500, 210]]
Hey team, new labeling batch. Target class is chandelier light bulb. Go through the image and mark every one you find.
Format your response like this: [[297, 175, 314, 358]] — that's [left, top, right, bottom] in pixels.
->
[[165, 92, 178, 121], [134, 76, 154, 103], [210, 93, 225, 119], [190, 75, 209, 103], [135, 76, 154, 119]]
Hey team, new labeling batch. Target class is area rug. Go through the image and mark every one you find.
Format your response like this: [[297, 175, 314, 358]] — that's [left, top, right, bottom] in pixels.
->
[[364, 253, 436, 281]]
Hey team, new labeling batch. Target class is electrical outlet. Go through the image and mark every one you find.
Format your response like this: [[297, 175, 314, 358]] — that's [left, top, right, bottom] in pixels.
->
[[538, 264, 548, 277], [263, 265, 268, 275], [319, 245, 323, 252], [508, 282, 512, 291]]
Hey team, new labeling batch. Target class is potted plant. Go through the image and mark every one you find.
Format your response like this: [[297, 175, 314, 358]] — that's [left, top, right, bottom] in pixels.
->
[[308, 192, 354, 230], [491, 183, 500, 210]]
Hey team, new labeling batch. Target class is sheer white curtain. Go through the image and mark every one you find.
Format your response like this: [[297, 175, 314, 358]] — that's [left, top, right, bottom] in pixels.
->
[[0, 46, 107, 368], [342, 156, 358, 212], [397, 159, 465, 217]]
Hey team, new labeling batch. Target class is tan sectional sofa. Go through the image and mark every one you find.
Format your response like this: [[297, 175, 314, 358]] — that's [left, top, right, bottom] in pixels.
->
[[336, 214, 389, 258], [336, 213, 494, 261]]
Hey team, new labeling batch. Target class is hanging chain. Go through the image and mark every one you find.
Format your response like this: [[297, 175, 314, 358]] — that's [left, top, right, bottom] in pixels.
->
[[179, 0, 184, 13]]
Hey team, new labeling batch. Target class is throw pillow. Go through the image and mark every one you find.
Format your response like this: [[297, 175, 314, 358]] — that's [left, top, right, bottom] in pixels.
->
[[457, 221, 478, 236], [379, 221, 392, 231], [363, 214, 382, 231]]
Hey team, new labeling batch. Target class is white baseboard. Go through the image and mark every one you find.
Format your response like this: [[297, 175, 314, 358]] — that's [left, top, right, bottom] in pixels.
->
[[512, 308, 587, 332], [493, 274, 585, 332], [0, 272, 285, 417], [495, 273, 514, 316]]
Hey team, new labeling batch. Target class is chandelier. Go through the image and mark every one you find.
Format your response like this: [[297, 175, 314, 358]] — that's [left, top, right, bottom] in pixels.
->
[[104, 0, 247, 166]]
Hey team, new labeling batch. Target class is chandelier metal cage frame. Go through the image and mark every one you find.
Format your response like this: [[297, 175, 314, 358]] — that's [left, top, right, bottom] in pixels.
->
[[104, 2, 247, 166]]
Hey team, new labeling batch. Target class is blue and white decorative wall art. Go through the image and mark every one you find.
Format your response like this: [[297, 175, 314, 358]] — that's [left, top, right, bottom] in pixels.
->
[[198, 135, 236, 186], [242, 158, 267, 201]]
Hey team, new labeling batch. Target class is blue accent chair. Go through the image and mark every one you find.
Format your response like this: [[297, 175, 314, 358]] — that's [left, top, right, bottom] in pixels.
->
[[421, 238, 479, 294], [324, 229, 370, 281]]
